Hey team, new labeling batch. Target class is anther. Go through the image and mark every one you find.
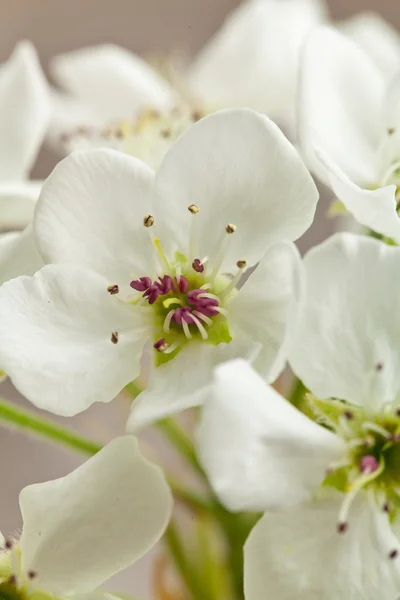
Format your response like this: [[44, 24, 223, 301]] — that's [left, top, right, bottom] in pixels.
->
[[191, 110, 202, 122], [8, 575, 17, 585], [388, 128, 396, 136], [130, 277, 152, 292], [376, 362, 384, 372], [192, 258, 204, 273], [389, 549, 398, 559], [28, 570, 37, 579], [143, 215, 155, 227], [360, 455, 380, 474], [188, 204, 200, 214], [396, 408, 400, 417], [383, 502, 390, 513], [178, 276, 189, 293], [161, 129, 171, 138], [225, 223, 236, 234], [343, 410, 354, 420], [337, 522, 348, 534], [154, 338, 169, 352], [5, 539, 13, 550], [111, 332, 119, 344], [107, 284, 119, 295], [236, 259, 247, 269]]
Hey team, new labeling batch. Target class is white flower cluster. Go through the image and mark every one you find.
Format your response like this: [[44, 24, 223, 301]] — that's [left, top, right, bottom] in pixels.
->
[[1, 0, 400, 598]]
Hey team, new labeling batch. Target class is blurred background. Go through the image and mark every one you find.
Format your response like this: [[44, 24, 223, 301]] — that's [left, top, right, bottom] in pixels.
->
[[0, 0, 399, 597]]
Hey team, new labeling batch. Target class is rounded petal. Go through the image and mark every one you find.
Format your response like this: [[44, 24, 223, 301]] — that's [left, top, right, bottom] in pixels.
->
[[289, 232, 400, 409], [0, 41, 50, 180], [20, 436, 172, 596], [126, 340, 261, 432], [190, 0, 326, 125], [197, 360, 343, 512], [229, 241, 302, 382], [343, 12, 400, 81], [299, 26, 384, 187], [51, 45, 176, 122], [0, 225, 44, 285], [244, 493, 400, 600], [0, 265, 148, 416], [0, 180, 42, 229], [153, 109, 318, 273], [34, 149, 157, 285]]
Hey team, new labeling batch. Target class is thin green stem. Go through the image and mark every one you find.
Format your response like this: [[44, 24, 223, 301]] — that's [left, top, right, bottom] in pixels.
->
[[168, 477, 213, 513], [156, 418, 205, 477], [287, 376, 307, 409], [0, 397, 103, 455]]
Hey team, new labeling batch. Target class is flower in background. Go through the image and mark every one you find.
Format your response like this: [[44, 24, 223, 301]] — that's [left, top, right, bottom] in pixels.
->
[[0, 109, 318, 424], [0, 436, 171, 600], [197, 233, 400, 599], [48, 0, 327, 167], [299, 26, 400, 243], [0, 41, 50, 284]]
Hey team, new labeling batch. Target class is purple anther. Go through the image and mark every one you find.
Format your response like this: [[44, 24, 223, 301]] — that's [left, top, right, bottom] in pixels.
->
[[360, 455, 380, 474], [178, 276, 189, 293], [130, 276, 152, 292], [192, 259, 204, 273], [154, 338, 168, 352], [197, 301, 219, 317], [144, 284, 161, 304], [188, 289, 202, 304], [156, 275, 173, 295], [173, 306, 195, 325]]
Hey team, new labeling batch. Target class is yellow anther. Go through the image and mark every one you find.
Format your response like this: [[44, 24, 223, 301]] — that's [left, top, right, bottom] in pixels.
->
[[226, 223, 236, 234], [111, 332, 119, 344], [143, 215, 155, 227], [236, 259, 247, 269], [188, 204, 200, 214]]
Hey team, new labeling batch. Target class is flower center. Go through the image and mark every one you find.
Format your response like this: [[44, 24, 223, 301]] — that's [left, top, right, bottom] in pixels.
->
[[0, 541, 44, 600]]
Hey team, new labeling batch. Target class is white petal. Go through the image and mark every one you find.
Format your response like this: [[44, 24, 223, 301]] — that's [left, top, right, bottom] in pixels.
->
[[0, 225, 44, 285], [153, 109, 318, 273], [0, 180, 41, 229], [289, 232, 400, 409], [299, 26, 384, 187], [229, 241, 302, 382], [34, 149, 157, 285], [51, 45, 176, 122], [20, 436, 172, 596], [190, 0, 326, 126], [126, 340, 261, 432], [0, 265, 148, 416], [197, 360, 343, 512], [244, 493, 400, 600], [343, 12, 400, 82], [0, 41, 50, 180], [317, 148, 400, 242]]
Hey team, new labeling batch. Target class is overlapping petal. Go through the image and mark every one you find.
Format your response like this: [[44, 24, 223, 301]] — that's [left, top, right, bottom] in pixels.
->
[[0, 265, 149, 415], [20, 436, 172, 596], [0, 225, 44, 286], [153, 109, 318, 272], [244, 493, 400, 600], [289, 233, 400, 409], [0, 180, 41, 229], [197, 361, 343, 512]]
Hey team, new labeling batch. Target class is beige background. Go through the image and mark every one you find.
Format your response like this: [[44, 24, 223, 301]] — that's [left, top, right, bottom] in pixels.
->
[[0, 0, 399, 598]]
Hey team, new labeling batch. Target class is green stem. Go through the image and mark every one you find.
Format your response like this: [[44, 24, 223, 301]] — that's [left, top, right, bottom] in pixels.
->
[[0, 397, 103, 455], [287, 376, 307, 409], [168, 477, 213, 513], [156, 418, 205, 477]]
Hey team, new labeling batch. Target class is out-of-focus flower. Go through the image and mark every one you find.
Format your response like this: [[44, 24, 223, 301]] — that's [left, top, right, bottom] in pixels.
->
[[0, 41, 50, 284], [299, 26, 400, 242], [0, 109, 318, 423], [49, 0, 327, 166], [0, 436, 172, 600], [198, 233, 400, 600]]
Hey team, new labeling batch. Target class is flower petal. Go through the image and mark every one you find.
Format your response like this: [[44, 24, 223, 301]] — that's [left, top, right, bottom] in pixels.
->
[[317, 148, 400, 242], [229, 241, 302, 382], [343, 12, 400, 82], [34, 149, 157, 285], [51, 45, 176, 122], [197, 360, 343, 512], [0, 41, 50, 180], [153, 109, 318, 273], [244, 493, 400, 600], [20, 436, 172, 596], [0, 225, 44, 285], [299, 26, 384, 187], [0, 180, 41, 229], [126, 340, 261, 432], [190, 0, 326, 127], [289, 232, 400, 409], [0, 264, 148, 416]]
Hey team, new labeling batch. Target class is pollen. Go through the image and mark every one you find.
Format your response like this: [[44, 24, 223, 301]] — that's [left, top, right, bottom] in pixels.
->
[[111, 332, 119, 344], [143, 215, 155, 228], [188, 204, 200, 214], [107, 284, 119, 295], [236, 259, 247, 269], [225, 223, 236, 234]]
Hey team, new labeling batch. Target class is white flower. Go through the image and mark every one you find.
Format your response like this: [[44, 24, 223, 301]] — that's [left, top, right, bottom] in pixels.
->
[[0, 109, 318, 425], [49, 0, 327, 164], [299, 25, 400, 242], [0, 40, 50, 283], [197, 232, 400, 599], [0, 436, 172, 599]]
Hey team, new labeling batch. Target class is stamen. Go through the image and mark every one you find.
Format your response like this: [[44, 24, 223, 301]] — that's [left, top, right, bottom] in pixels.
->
[[190, 314, 209, 340], [188, 204, 200, 214], [164, 341, 180, 354], [209, 228, 233, 281], [163, 297, 184, 309], [27, 570, 37, 580], [215, 306, 228, 317], [163, 310, 175, 333], [178, 276, 189, 293], [362, 422, 391, 438], [143, 214, 155, 227], [154, 338, 169, 352], [111, 332, 119, 344], [388, 128, 396, 136], [192, 258, 204, 273], [193, 310, 213, 326], [360, 455, 380, 474], [107, 284, 119, 295], [130, 277, 152, 292], [236, 259, 247, 269], [389, 549, 398, 559], [220, 267, 244, 298], [225, 223, 236, 234], [182, 319, 192, 339], [153, 237, 171, 271]]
